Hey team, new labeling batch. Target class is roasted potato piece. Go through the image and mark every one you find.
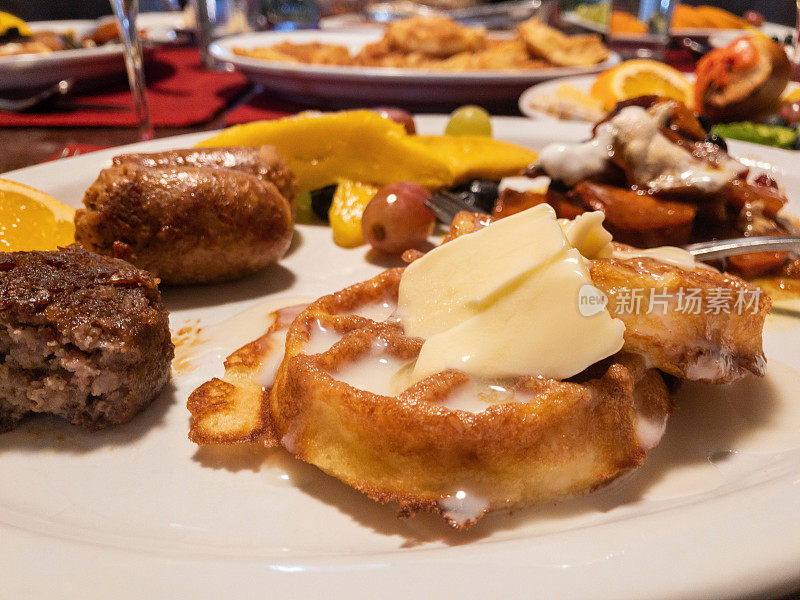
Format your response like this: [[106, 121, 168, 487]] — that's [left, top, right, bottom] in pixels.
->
[[568, 182, 697, 247]]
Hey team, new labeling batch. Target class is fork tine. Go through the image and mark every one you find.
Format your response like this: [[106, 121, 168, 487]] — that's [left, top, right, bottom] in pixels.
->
[[684, 235, 800, 261], [424, 197, 456, 224], [426, 190, 489, 224], [426, 192, 461, 224]]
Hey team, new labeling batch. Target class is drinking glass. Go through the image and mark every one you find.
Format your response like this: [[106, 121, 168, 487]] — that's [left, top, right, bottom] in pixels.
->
[[194, 0, 268, 69], [109, 0, 154, 141], [265, 0, 320, 30], [607, 0, 676, 60]]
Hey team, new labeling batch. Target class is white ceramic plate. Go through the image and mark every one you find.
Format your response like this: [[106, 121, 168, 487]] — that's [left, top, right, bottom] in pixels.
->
[[0, 20, 126, 91], [1, 116, 800, 599], [562, 11, 793, 42], [209, 30, 621, 105], [708, 23, 796, 49], [518, 74, 800, 123], [518, 73, 602, 121], [0, 16, 179, 91]]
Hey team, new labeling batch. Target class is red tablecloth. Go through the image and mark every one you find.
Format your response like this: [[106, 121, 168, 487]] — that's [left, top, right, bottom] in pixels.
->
[[5, 44, 702, 133], [0, 48, 250, 128]]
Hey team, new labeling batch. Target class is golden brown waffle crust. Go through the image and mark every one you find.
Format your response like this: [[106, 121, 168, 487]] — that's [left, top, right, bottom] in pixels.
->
[[270, 267, 671, 527], [443, 211, 771, 383]]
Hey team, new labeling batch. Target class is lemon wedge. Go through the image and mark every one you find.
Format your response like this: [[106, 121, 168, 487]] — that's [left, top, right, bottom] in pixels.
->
[[0, 11, 31, 36], [0, 179, 75, 252], [591, 59, 693, 111]]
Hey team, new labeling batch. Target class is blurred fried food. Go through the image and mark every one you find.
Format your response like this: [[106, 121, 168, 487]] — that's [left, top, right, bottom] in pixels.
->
[[234, 40, 351, 65], [518, 18, 609, 67], [383, 15, 486, 58], [234, 16, 609, 71]]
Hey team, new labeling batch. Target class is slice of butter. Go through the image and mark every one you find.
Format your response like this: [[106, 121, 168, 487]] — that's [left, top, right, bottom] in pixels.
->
[[560, 211, 614, 259], [562, 210, 696, 271], [399, 204, 568, 340], [398, 204, 626, 382]]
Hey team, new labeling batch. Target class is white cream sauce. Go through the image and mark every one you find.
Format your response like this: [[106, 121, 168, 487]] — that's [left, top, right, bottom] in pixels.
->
[[611, 246, 697, 271], [233, 303, 308, 390], [537, 133, 613, 187], [438, 379, 535, 414], [328, 339, 414, 397], [344, 300, 397, 323], [438, 490, 491, 528], [253, 328, 292, 389], [172, 297, 310, 379], [535, 105, 746, 193], [683, 352, 733, 382], [304, 319, 344, 355]]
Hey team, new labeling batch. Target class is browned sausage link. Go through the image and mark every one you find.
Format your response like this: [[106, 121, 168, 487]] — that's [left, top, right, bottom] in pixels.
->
[[75, 164, 293, 285], [113, 146, 297, 205]]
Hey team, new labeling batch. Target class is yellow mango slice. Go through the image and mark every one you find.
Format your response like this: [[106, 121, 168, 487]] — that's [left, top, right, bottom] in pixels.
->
[[412, 135, 538, 184], [329, 179, 378, 248], [197, 111, 453, 193]]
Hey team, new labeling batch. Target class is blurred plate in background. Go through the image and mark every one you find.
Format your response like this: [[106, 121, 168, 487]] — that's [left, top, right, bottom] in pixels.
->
[[0, 16, 176, 92], [211, 29, 620, 106], [0, 20, 125, 91]]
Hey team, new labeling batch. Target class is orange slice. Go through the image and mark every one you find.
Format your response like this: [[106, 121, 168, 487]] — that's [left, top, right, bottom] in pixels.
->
[[609, 11, 647, 34], [590, 59, 694, 111], [0, 179, 75, 252]]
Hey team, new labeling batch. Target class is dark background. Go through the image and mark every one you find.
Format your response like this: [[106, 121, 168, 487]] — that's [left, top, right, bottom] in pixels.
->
[[0, 0, 795, 25], [0, 0, 182, 20]]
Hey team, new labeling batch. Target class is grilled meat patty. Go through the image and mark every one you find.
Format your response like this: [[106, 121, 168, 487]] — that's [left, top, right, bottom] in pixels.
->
[[0, 247, 173, 433]]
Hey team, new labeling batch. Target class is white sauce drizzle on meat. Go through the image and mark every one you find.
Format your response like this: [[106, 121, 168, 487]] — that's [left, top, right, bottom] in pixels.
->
[[535, 105, 746, 192]]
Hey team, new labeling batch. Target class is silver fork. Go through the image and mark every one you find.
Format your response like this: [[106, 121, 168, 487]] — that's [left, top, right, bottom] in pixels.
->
[[425, 190, 489, 224], [425, 191, 800, 262], [683, 236, 800, 261], [0, 79, 74, 112]]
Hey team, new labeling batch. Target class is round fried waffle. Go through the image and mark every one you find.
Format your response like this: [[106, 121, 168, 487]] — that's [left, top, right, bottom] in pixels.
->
[[270, 267, 671, 528]]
